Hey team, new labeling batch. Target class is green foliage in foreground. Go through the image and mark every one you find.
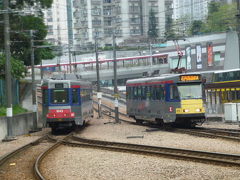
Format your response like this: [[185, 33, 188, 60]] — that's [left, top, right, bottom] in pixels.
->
[[0, 105, 28, 117], [0, 55, 27, 80]]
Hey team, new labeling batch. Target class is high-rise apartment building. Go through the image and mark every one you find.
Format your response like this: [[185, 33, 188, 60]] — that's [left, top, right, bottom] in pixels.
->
[[43, 0, 69, 46], [172, 0, 209, 21], [72, 0, 172, 51]]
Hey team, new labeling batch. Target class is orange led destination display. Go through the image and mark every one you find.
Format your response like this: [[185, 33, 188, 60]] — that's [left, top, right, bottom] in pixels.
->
[[180, 75, 201, 81]]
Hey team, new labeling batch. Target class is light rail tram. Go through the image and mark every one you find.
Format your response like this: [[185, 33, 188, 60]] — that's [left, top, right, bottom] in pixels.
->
[[126, 74, 206, 127], [41, 76, 93, 133]]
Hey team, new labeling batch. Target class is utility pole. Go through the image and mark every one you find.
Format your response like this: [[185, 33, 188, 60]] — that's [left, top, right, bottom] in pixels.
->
[[113, 34, 119, 123], [149, 40, 153, 76], [68, 44, 72, 73], [3, 0, 13, 140], [30, 30, 37, 131], [237, 0, 240, 68], [139, 0, 144, 35], [40, 60, 43, 80], [95, 36, 101, 118]]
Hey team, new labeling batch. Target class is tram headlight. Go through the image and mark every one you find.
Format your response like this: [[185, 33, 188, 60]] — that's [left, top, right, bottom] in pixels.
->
[[70, 112, 75, 117], [196, 108, 201, 112], [183, 109, 189, 112]]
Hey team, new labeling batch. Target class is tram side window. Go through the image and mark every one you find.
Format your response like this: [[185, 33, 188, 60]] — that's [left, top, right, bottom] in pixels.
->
[[133, 87, 138, 99], [237, 91, 240, 100], [156, 86, 160, 100], [141, 86, 147, 100], [156, 85, 164, 100], [89, 89, 93, 100], [148, 86, 152, 99], [126, 87, 130, 99], [72, 89, 79, 104], [43, 89, 48, 105], [137, 86, 142, 100], [81, 89, 91, 102], [170, 84, 179, 101], [153, 86, 159, 100], [81, 90, 85, 102], [128, 87, 133, 99]]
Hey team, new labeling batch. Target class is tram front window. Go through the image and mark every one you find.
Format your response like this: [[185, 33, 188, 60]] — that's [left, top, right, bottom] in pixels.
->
[[178, 84, 202, 100], [51, 89, 69, 104]]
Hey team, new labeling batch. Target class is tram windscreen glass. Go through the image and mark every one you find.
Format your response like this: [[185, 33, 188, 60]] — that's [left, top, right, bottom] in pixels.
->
[[51, 89, 69, 104], [178, 84, 202, 99], [55, 83, 64, 89]]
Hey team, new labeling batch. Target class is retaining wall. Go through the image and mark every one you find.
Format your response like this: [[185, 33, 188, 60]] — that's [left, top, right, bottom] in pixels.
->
[[0, 112, 36, 141]]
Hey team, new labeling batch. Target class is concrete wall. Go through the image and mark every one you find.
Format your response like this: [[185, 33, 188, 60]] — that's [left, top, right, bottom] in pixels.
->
[[224, 31, 240, 70], [0, 117, 7, 141], [0, 112, 36, 141]]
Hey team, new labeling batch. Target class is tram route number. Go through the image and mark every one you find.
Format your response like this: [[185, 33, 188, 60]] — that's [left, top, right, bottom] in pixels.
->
[[180, 75, 201, 81]]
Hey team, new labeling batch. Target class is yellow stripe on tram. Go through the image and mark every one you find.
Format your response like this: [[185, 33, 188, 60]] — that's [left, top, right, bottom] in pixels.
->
[[213, 79, 240, 84]]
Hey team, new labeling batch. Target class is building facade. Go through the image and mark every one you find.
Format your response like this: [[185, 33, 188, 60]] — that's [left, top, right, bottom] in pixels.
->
[[72, 0, 172, 51], [43, 0, 69, 46], [172, 0, 209, 21]]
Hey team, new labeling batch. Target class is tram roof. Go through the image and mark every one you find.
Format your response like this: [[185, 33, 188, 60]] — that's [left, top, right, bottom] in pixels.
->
[[42, 78, 92, 86], [213, 68, 240, 74], [126, 74, 180, 84], [127, 71, 207, 84]]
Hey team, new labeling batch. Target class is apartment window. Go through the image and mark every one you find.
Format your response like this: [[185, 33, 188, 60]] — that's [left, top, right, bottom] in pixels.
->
[[104, 28, 113, 36], [47, 18, 53, 22], [103, 8, 112, 15], [47, 10, 52, 16], [94, 31, 101, 37], [103, 0, 112, 3], [47, 25, 53, 30], [116, 6, 121, 14], [48, 30, 53, 35], [115, 29, 122, 36], [130, 18, 140, 24], [104, 17, 112, 26], [129, 6, 140, 13], [92, 8, 101, 15], [93, 19, 101, 25], [130, 29, 140, 35]]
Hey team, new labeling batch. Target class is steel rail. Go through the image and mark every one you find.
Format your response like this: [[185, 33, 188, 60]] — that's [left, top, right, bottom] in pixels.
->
[[34, 133, 74, 180], [64, 136, 240, 167], [95, 100, 240, 142], [175, 129, 240, 142], [0, 134, 48, 167]]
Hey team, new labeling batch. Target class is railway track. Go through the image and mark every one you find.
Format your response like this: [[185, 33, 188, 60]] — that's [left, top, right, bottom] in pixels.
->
[[0, 134, 52, 180], [96, 99, 240, 142], [0, 132, 75, 180], [66, 135, 240, 167], [34, 133, 74, 179]]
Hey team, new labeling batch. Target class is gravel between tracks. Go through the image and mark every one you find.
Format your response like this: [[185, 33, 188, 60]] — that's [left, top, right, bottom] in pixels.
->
[[0, 128, 50, 157], [41, 115, 240, 180]]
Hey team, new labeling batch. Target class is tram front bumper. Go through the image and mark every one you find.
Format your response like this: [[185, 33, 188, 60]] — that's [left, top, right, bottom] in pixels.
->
[[176, 113, 205, 118], [47, 118, 75, 123]]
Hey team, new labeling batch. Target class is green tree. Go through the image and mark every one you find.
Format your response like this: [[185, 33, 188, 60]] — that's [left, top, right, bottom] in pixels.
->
[[0, 55, 27, 79], [10, 15, 55, 66], [202, 2, 237, 33], [148, 9, 158, 38], [165, 16, 176, 40], [208, 1, 220, 15], [173, 15, 191, 37], [0, 0, 54, 66], [189, 20, 204, 35]]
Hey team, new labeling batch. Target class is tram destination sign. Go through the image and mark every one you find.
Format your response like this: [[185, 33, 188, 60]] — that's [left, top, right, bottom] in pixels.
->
[[180, 75, 201, 82]]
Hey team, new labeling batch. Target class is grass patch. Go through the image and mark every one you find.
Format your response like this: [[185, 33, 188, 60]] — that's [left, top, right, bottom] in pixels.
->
[[0, 105, 28, 117]]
